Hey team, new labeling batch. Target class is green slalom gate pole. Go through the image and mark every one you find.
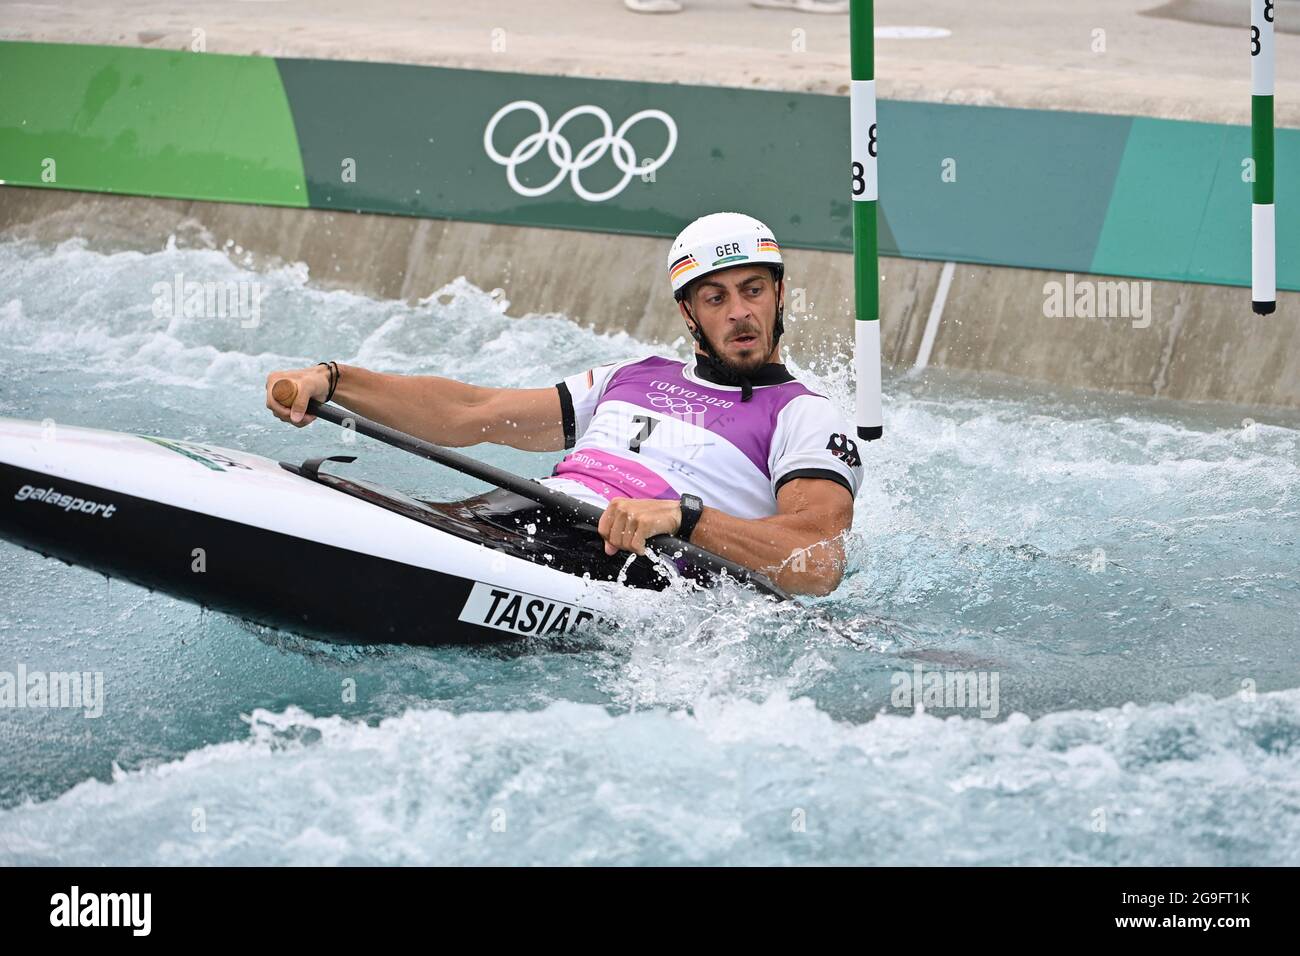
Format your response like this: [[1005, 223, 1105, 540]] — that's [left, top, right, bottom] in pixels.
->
[[850, 0, 883, 440], [1251, 0, 1276, 315]]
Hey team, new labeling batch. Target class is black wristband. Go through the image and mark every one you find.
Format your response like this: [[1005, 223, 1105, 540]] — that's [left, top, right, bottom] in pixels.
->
[[678, 493, 704, 542], [318, 362, 339, 403]]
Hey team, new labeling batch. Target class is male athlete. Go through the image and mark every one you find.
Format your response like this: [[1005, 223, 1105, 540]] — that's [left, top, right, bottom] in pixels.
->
[[266, 213, 863, 595]]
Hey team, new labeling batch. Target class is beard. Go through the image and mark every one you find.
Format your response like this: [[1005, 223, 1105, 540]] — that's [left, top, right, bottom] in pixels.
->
[[706, 324, 772, 377]]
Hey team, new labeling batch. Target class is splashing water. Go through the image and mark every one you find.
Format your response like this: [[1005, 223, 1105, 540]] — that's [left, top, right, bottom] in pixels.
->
[[1, 238, 1297, 864]]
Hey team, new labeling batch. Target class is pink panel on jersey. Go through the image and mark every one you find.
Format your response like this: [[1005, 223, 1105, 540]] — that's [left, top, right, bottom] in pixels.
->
[[552, 447, 679, 501]]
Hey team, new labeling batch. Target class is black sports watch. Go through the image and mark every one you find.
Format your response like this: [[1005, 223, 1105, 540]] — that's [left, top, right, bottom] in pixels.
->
[[677, 494, 704, 541]]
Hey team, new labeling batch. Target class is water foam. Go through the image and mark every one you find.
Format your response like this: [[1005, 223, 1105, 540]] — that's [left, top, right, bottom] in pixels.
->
[[2, 237, 1298, 864]]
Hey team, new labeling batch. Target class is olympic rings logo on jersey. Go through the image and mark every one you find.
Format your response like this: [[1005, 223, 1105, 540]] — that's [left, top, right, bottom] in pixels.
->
[[483, 101, 678, 202], [646, 393, 708, 417]]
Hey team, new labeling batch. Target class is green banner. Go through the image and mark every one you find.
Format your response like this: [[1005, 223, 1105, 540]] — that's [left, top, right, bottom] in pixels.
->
[[0, 42, 1294, 292], [0, 42, 307, 206]]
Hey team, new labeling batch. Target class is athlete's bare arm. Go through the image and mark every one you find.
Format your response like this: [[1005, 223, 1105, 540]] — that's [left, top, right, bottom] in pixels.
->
[[267, 364, 853, 593], [597, 477, 855, 596], [265, 363, 566, 451]]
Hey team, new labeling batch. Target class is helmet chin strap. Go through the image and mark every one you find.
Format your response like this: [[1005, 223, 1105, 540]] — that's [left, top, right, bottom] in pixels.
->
[[680, 279, 784, 404], [772, 278, 786, 344]]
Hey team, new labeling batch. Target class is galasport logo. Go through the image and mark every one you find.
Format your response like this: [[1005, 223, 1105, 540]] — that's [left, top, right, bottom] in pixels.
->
[[14, 484, 117, 517], [827, 433, 861, 468]]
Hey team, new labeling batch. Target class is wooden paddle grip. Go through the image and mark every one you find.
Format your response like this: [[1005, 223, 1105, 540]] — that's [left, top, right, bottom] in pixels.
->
[[272, 379, 298, 407]]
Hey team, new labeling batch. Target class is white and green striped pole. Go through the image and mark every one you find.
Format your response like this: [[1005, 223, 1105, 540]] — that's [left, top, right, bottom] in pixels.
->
[[851, 0, 883, 440], [1251, 0, 1276, 315]]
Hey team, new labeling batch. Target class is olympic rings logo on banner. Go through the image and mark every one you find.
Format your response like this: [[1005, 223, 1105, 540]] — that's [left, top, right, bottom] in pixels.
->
[[647, 393, 707, 416], [483, 101, 677, 202]]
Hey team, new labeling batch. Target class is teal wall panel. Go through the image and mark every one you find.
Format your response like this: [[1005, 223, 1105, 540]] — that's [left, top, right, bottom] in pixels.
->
[[2, 42, 1293, 291]]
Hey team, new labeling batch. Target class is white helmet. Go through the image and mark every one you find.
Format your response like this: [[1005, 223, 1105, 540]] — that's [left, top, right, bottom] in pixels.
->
[[667, 212, 784, 301]]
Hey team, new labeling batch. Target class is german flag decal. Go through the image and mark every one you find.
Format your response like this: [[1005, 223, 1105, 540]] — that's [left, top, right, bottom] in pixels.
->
[[669, 254, 699, 280], [757, 237, 779, 253]]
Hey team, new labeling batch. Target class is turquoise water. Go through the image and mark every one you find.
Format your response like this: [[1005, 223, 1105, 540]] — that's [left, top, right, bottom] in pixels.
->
[[1, 238, 1298, 864]]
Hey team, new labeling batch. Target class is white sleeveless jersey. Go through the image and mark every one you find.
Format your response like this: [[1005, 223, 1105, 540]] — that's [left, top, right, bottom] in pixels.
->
[[541, 356, 864, 518]]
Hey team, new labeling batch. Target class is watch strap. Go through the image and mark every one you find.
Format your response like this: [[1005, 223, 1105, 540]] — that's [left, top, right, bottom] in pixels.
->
[[678, 493, 704, 541]]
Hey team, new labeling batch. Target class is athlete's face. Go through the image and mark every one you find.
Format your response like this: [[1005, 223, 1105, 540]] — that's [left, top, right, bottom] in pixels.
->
[[681, 266, 781, 375]]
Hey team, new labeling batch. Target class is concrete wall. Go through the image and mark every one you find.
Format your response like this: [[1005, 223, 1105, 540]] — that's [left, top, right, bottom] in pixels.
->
[[3, 186, 1296, 409]]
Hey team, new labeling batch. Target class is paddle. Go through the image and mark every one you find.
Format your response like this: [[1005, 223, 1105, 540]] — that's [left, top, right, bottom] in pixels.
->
[[271, 379, 791, 601]]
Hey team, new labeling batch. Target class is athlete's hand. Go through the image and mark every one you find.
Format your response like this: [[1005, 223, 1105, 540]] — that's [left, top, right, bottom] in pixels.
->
[[597, 497, 683, 557], [265, 365, 331, 427]]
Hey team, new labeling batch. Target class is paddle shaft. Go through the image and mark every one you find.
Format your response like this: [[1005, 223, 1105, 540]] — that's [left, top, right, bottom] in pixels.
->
[[272, 379, 790, 600]]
